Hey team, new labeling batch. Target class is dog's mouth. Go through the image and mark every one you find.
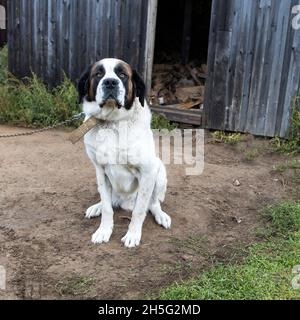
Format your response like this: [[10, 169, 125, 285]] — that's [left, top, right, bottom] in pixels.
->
[[100, 94, 122, 109]]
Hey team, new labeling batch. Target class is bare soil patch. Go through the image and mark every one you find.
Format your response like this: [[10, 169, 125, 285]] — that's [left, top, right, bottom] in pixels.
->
[[0, 126, 297, 299]]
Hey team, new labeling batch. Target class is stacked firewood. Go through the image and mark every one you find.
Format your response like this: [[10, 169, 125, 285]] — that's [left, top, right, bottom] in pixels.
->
[[150, 63, 207, 109]]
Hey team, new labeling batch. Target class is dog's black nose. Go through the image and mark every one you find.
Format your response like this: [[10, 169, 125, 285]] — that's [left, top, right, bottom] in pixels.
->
[[103, 78, 119, 89]]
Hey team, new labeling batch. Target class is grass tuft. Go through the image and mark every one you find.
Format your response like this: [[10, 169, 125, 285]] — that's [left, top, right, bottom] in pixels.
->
[[271, 95, 300, 155], [0, 45, 7, 85], [55, 274, 95, 297], [211, 131, 242, 145], [0, 73, 80, 128], [263, 202, 300, 237], [151, 113, 177, 131]]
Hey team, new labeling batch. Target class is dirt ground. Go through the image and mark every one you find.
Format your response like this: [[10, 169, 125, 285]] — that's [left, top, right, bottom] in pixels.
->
[[0, 125, 297, 299]]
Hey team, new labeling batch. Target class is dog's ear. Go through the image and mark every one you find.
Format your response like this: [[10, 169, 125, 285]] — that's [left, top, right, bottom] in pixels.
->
[[77, 65, 92, 104], [132, 70, 145, 107]]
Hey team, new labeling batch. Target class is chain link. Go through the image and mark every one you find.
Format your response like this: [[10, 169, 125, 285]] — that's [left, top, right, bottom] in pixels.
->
[[0, 112, 85, 139]]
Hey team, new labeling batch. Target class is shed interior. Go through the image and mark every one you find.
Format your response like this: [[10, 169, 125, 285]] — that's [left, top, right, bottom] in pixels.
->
[[150, 0, 212, 122]]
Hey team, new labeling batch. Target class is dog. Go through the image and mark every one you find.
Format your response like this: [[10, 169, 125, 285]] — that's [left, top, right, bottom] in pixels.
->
[[78, 58, 171, 247]]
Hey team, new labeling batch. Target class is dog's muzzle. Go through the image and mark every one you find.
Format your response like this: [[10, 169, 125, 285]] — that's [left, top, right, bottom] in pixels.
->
[[100, 78, 122, 108]]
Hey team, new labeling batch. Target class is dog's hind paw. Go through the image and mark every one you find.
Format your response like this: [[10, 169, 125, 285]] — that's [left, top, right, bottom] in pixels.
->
[[85, 202, 102, 219], [121, 231, 141, 248]]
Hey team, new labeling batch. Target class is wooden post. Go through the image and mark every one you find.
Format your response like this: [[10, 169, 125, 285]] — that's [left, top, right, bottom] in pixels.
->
[[144, 0, 158, 96]]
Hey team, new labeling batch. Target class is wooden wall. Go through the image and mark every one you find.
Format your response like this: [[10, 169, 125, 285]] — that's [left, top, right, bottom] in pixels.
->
[[7, 0, 149, 87], [7, 0, 300, 137], [204, 0, 300, 137]]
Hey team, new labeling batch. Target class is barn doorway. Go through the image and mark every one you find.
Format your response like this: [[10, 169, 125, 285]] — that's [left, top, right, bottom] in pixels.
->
[[150, 0, 212, 125]]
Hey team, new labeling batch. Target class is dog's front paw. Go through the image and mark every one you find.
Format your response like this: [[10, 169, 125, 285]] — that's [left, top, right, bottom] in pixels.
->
[[154, 211, 171, 229], [85, 202, 102, 219], [91, 225, 113, 244], [121, 230, 141, 248]]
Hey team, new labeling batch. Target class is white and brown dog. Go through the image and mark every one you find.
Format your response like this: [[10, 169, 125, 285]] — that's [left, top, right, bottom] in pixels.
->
[[78, 58, 171, 248]]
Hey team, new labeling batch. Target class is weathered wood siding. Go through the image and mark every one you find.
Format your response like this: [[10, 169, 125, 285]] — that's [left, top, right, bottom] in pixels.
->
[[0, 0, 7, 47], [204, 0, 300, 137], [8, 0, 149, 87]]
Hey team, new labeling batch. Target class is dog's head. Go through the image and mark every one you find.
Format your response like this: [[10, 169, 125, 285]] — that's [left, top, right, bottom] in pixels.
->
[[78, 59, 145, 113]]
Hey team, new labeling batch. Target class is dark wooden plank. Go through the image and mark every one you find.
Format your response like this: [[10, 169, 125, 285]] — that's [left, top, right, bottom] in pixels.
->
[[7, 0, 14, 73], [95, 0, 102, 61], [47, 0, 56, 87], [246, 0, 271, 133], [264, 0, 291, 136], [279, 0, 300, 137], [254, 0, 274, 135], [41, 0, 49, 84], [35, 0, 44, 79], [50, 0, 59, 87], [14, 0, 21, 77], [276, 0, 300, 137], [138, 0, 148, 74], [109, 0, 116, 58], [239, 0, 259, 132], [209, 29, 232, 129], [229, 0, 249, 131], [68, 0, 76, 79], [151, 106, 202, 126], [101, 0, 110, 58], [61, 0, 70, 79], [226, 0, 243, 130], [204, 0, 222, 128], [73, 0, 82, 82]]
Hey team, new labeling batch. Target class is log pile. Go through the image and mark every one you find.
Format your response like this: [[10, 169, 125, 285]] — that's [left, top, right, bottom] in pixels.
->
[[150, 63, 207, 110]]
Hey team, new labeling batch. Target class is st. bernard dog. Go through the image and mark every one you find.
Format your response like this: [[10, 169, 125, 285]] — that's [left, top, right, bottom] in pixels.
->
[[78, 58, 171, 248]]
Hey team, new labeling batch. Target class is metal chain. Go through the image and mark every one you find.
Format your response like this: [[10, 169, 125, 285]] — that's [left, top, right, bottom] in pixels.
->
[[0, 112, 85, 139]]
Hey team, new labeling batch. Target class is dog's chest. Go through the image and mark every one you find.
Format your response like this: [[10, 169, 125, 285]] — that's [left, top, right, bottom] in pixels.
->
[[84, 124, 148, 167]]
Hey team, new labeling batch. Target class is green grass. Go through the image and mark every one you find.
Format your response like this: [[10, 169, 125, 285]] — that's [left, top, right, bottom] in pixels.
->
[[55, 274, 95, 297], [0, 46, 81, 128], [151, 113, 177, 131], [0, 73, 81, 128], [211, 131, 242, 145], [271, 95, 300, 155], [158, 202, 300, 300], [265, 202, 300, 236], [244, 148, 259, 161], [275, 159, 300, 173], [0, 46, 176, 130], [274, 159, 300, 197], [0, 46, 7, 85]]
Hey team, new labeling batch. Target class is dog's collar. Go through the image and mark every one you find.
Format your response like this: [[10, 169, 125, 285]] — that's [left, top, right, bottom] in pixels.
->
[[68, 116, 102, 144]]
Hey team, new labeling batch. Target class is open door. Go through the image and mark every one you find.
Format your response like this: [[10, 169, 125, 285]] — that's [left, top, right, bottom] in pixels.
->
[[148, 0, 212, 125]]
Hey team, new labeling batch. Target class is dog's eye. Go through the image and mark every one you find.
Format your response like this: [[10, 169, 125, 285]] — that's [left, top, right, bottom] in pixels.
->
[[119, 73, 127, 79], [95, 72, 104, 78]]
